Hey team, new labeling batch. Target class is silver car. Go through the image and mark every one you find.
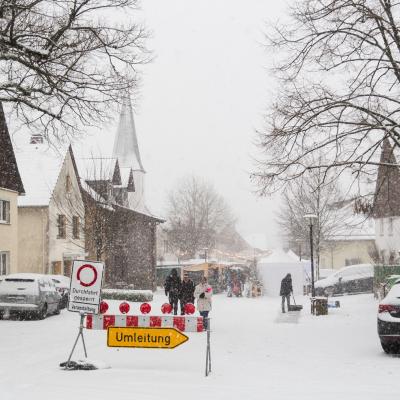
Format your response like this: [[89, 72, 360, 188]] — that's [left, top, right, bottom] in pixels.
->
[[0, 273, 61, 320]]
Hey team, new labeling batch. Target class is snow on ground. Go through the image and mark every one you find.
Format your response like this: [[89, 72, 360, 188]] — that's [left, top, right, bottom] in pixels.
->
[[0, 292, 399, 400]]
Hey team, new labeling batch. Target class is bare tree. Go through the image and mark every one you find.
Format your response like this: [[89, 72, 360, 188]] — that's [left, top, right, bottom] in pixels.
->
[[278, 167, 346, 277], [254, 0, 400, 194], [165, 176, 236, 259], [0, 0, 149, 141]]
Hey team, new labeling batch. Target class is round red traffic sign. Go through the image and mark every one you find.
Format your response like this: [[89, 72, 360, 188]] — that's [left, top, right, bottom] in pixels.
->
[[76, 264, 98, 287]]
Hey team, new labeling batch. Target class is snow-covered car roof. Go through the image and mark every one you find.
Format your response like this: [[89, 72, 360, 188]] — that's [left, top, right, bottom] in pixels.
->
[[3, 273, 45, 281], [48, 275, 70, 288], [315, 264, 373, 288], [382, 280, 400, 303]]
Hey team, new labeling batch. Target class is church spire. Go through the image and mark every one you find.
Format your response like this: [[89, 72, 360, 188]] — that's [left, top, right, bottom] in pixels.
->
[[373, 137, 400, 218], [112, 96, 145, 172]]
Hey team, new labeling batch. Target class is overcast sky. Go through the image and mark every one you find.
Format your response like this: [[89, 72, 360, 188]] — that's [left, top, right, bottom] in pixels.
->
[[81, 0, 289, 249]]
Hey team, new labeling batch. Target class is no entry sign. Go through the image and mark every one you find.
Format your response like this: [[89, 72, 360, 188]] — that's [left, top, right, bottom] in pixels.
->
[[68, 260, 104, 314]]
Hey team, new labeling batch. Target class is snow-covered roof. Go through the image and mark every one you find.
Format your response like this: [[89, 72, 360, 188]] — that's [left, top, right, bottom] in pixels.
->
[[326, 203, 375, 241], [120, 167, 132, 187], [16, 142, 66, 207], [75, 157, 117, 181], [112, 96, 145, 171], [259, 248, 303, 264]]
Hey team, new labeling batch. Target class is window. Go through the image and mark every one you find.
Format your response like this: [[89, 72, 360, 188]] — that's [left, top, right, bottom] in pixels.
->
[[73, 216, 80, 239], [380, 219, 384, 236], [0, 199, 10, 223], [66, 174, 72, 193], [0, 251, 9, 275], [57, 214, 66, 238], [389, 218, 394, 236]]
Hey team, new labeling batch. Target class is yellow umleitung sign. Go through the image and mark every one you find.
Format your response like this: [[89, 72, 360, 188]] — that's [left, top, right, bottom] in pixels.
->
[[107, 327, 189, 349]]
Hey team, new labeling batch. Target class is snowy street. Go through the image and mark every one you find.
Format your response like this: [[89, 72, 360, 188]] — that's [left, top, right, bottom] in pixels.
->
[[0, 292, 398, 400]]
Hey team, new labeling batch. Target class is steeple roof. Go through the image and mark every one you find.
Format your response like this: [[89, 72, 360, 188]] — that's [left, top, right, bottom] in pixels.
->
[[112, 96, 145, 172], [0, 102, 24, 194], [373, 138, 400, 218]]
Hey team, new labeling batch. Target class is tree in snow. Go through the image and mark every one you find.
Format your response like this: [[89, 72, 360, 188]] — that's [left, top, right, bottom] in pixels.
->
[[277, 167, 346, 277], [165, 175, 236, 259], [0, 0, 149, 141], [253, 0, 400, 195]]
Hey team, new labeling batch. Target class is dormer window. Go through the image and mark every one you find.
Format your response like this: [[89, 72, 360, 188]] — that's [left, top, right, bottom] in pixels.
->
[[30, 134, 44, 144], [389, 217, 394, 236]]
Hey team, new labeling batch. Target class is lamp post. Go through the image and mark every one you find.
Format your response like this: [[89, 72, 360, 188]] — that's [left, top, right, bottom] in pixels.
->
[[203, 247, 208, 263], [295, 238, 302, 261], [304, 214, 317, 297]]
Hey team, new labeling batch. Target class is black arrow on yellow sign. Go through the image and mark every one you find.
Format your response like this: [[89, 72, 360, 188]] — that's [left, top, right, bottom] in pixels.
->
[[107, 326, 189, 349]]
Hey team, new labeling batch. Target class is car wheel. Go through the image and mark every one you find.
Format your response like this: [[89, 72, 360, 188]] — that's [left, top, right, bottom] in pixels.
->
[[0, 312, 3, 320], [381, 340, 400, 354], [38, 303, 48, 320], [54, 304, 61, 315]]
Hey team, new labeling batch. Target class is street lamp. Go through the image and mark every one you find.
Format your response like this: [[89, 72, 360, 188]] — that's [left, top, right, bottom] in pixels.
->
[[303, 214, 317, 297], [295, 238, 303, 261], [203, 247, 208, 263]]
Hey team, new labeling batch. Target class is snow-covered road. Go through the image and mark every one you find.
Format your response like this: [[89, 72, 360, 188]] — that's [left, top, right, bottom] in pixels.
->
[[0, 293, 398, 400]]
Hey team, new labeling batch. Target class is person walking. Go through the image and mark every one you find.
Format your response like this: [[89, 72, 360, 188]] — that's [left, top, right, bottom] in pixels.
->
[[194, 276, 212, 330], [280, 273, 293, 313], [180, 274, 195, 315], [164, 268, 181, 315]]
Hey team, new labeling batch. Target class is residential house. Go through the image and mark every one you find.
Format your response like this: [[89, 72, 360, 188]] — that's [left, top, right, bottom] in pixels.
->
[[16, 138, 85, 276], [319, 202, 375, 270], [372, 138, 400, 262], [0, 103, 25, 275]]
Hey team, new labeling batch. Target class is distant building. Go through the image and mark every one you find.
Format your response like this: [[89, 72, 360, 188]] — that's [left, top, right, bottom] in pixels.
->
[[0, 103, 25, 275], [372, 138, 400, 262], [79, 97, 164, 289], [16, 141, 85, 276]]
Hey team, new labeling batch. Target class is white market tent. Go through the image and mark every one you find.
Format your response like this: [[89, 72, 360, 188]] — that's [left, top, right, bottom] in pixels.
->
[[257, 249, 311, 296]]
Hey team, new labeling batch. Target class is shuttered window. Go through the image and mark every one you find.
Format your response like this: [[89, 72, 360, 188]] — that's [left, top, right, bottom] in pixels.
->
[[0, 200, 10, 223], [57, 214, 66, 238], [73, 216, 80, 239]]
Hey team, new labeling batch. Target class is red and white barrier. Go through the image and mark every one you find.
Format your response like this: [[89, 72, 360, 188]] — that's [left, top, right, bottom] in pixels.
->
[[86, 314, 204, 332]]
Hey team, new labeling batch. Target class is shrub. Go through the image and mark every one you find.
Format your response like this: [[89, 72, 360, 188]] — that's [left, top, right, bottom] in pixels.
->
[[101, 289, 153, 302]]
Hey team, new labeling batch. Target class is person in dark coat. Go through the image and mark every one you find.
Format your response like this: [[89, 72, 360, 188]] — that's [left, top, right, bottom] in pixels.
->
[[280, 273, 293, 313], [164, 269, 182, 315], [179, 274, 195, 315]]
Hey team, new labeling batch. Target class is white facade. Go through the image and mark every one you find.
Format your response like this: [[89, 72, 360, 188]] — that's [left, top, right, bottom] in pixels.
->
[[374, 217, 400, 260], [17, 144, 85, 275]]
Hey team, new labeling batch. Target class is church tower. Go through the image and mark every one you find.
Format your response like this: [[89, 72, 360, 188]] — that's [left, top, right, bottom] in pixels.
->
[[112, 96, 147, 212]]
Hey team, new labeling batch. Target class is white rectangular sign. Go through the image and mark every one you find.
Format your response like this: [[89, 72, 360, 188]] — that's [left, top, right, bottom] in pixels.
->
[[68, 260, 105, 314]]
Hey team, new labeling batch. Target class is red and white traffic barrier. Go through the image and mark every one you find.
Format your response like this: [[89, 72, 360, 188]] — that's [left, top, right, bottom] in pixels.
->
[[86, 314, 204, 332]]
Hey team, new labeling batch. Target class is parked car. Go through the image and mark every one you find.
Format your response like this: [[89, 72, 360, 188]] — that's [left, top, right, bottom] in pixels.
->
[[49, 274, 70, 309], [315, 264, 373, 297], [0, 273, 61, 320], [377, 279, 400, 354]]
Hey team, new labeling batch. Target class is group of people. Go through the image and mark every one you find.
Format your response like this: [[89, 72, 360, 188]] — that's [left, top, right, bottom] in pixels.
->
[[164, 269, 212, 329]]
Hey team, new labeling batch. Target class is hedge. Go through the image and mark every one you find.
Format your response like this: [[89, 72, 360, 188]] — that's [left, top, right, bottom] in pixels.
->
[[101, 289, 153, 302]]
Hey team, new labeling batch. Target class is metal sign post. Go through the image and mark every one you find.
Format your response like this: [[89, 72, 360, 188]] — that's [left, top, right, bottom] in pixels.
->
[[64, 312, 88, 369], [205, 318, 211, 377], [62, 260, 105, 369]]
